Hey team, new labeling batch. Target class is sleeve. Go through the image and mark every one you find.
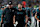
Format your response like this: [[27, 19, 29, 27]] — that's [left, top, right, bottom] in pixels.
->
[[14, 11, 16, 15], [14, 8, 17, 15], [12, 8, 17, 16]]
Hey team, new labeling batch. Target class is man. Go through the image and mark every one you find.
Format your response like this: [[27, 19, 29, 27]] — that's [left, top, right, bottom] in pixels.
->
[[0, 6, 5, 27], [1, 1, 16, 27], [26, 4, 33, 27], [35, 6, 40, 27], [22, 1, 26, 8], [13, 4, 28, 27], [31, 8, 36, 27]]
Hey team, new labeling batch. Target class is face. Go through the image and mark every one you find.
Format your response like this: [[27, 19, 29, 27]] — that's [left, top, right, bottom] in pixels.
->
[[18, 4, 22, 8], [1, 8, 4, 10], [4, 7, 7, 9], [8, 5, 13, 8]]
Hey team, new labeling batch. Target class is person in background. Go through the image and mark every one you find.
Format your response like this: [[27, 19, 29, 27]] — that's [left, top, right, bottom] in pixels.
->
[[22, 1, 26, 8], [25, 5, 29, 27], [4, 6, 7, 9], [31, 7, 36, 27], [35, 6, 40, 27], [0, 6, 5, 27], [26, 4, 33, 27]]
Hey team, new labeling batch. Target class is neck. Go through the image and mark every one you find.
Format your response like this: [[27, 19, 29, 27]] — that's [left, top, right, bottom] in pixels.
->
[[18, 9, 22, 11]]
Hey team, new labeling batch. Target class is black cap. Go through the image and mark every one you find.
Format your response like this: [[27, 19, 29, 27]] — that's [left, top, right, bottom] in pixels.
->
[[9, 1, 12, 5]]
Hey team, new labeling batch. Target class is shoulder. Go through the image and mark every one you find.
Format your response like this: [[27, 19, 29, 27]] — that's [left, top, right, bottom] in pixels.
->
[[22, 8, 25, 10], [37, 9, 39, 11], [25, 7, 29, 10], [36, 9, 39, 12], [4, 8, 9, 11]]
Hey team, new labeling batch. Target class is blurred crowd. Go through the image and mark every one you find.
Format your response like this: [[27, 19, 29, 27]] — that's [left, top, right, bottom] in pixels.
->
[[0, 0, 40, 27], [0, 0, 40, 8]]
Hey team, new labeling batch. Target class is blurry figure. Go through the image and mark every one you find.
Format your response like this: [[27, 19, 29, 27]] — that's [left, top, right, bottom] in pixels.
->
[[25, 6, 29, 27], [22, 1, 26, 8], [36, 1, 39, 7], [4, 6, 7, 9], [14, 4, 28, 27], [1, 1, 16, 27], [26, 4, 33, 27], [35, 6, 40, 27], [30, 4, 37, 27], [32, 9, 36, 27], [0, 6, 5, 27], [1, 6, 4, 10]]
